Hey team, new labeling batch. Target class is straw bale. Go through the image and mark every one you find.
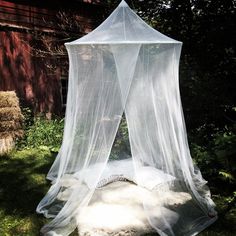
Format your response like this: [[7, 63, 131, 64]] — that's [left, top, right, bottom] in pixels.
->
[[0, 91, 19, 108], [0, 107, 24, 122], [0, 130, 24, 139], [0, 91, 24, 154], [0, 136, 14, 155], [0, 120, 22, 132]]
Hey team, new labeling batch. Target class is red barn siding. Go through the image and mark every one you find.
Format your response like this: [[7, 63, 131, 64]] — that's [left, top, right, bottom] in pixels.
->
[[0, 0, 105, 116]]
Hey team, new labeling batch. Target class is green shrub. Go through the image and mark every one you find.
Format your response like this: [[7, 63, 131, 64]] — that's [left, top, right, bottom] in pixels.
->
[[190, 126, 236, 194], [110, 115, 131, 160], [21, 107, 34, 128], [18, 116, 64, 152]]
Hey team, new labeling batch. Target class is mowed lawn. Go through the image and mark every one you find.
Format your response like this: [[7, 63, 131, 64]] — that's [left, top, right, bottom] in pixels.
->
[[0, 149, 235, 236], [0, 149, 52, 236]]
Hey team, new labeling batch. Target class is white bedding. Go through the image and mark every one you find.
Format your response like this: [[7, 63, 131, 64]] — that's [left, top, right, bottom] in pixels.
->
[[76, 181, 191, 236], [73, 158, 176, 190]]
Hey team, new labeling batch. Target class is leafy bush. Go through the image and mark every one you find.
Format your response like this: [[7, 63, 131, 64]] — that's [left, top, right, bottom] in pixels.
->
[[110, 115, 131, 160], [190, 127, 236, 195], [18, 116, 64, 152], [21, 107, 34, 128]]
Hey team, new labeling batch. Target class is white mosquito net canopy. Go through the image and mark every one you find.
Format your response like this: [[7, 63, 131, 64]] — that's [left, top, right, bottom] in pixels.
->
[[37, 1, 217, 235]]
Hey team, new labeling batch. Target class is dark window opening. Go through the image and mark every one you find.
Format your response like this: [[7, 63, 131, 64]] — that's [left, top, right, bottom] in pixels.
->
[[60, 75, 68, 113]]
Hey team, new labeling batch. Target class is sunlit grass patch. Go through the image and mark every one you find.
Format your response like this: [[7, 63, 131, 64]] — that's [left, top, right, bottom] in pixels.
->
[[0, 148, 54, 235]]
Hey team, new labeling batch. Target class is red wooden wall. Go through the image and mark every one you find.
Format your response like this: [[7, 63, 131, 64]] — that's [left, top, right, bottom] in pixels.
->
[[0, 0, 104, 116]]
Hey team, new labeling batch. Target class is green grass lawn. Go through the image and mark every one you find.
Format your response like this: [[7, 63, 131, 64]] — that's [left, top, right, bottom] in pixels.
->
[[0, 148, 235, 236], [0, 149, 52, 236]]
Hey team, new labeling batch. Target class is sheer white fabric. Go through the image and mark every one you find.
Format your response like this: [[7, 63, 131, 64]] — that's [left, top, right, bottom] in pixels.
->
[[37, 1, 217, 235]]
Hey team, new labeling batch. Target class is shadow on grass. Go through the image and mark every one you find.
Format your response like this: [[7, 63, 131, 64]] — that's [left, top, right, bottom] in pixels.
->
[[0, 150, 54, 216]]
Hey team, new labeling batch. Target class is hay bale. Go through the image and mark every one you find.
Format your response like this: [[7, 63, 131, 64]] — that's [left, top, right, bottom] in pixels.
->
[[0, 91, 20, 108], [0, 107, 24, 122], [0, 91, 24, 154], [0, 120, 22, 132], [0, 136, 14, 154], [0, 130, 24, 139]]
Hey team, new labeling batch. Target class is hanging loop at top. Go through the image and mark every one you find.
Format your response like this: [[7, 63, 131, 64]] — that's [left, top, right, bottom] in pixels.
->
[[119, 0, 128, 7]]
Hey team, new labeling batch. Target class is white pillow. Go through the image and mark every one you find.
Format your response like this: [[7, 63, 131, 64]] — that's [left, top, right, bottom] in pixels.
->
[[136, 166, 176, 190]]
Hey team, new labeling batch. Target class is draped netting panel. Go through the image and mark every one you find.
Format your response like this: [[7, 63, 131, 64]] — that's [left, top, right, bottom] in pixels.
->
[[37, 44, 141, 235], [125, 43, 217, 235], [37, 1, 217, 236]]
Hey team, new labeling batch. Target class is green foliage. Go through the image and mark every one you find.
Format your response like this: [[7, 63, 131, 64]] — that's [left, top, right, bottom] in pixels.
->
[[219, 171, 235, 183], [191, 127, 236, 198], [110, 115, 131, 160], [18, 116, 64, 152], [189, 127, 236, 232], [21, 107, 34, 128]]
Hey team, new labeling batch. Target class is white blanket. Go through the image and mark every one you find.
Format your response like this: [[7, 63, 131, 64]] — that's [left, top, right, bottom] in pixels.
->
[[76, 181, 192, 236]]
